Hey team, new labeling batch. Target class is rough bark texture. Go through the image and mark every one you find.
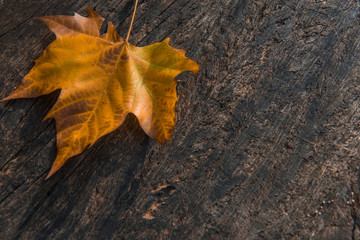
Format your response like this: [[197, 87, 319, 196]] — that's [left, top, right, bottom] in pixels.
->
[[1, 0, 360, 239]]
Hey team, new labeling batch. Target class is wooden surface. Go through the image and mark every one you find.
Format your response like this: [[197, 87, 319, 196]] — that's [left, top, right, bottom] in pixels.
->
[[1, 0, 360, 239]]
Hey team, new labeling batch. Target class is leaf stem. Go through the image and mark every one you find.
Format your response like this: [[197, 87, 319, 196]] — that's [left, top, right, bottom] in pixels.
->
[[125, 0, 139, 43]]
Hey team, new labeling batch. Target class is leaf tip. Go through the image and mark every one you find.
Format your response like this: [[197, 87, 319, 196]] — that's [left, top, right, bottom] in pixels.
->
[[192, 62, 200, 75], [87, 8, 99, 17], [103, 22, 122, 42], [164, 38, 170, 44], [45, 166, 59, 179], [42, 114, 51, 122], [34, 16, 46, 23], [46, 153, 69, 179], [1, 93, 17, 101], [86, 8, 104, 23]]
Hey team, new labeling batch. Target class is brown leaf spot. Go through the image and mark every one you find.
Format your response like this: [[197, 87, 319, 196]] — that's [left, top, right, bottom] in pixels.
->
[[121, 54, 129, 60]]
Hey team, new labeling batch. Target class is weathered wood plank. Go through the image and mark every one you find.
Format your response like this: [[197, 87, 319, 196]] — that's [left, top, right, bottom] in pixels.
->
[[1, 0, 360, 239]]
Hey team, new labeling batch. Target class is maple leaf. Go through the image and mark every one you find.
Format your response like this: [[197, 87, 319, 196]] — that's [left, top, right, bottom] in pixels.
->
[[3, 5, 199, 178]]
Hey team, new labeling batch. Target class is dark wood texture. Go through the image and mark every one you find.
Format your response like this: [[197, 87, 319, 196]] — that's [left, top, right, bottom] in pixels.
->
[[1, 0, 360, 239]]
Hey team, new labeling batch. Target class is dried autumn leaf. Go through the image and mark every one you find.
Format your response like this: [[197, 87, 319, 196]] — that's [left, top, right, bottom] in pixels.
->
[[3, 7, 199, 178]]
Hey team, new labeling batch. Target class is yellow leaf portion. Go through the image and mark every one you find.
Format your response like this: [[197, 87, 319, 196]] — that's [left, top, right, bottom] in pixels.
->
[[3, 8, 199, 178]]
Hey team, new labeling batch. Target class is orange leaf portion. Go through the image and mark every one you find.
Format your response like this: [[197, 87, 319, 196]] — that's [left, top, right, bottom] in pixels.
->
[[3, 8, 199, 178]]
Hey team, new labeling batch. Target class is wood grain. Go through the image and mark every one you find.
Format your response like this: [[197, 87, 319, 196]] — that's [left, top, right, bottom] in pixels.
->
[[1, 0, 360, 239]]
